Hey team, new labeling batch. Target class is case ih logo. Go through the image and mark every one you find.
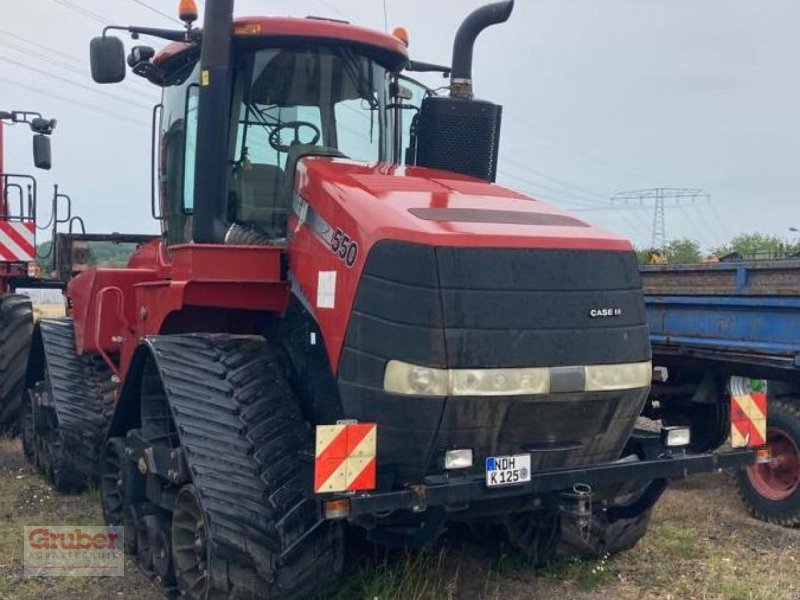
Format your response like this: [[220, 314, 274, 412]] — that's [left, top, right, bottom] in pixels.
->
[[24, 526, 124, 577], [589, 307, 622, 318]]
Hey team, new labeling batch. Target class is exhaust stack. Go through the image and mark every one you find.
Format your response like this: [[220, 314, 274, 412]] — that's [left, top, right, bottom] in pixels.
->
[[450, 0, 515, 99], [192, 0, 234, 244]]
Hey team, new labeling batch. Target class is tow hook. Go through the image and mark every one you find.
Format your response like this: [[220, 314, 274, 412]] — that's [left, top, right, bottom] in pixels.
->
[[559, 483, 593, 540]]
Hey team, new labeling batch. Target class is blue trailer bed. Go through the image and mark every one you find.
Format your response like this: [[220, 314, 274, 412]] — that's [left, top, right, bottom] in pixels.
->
[[641, 260, 800, 381]]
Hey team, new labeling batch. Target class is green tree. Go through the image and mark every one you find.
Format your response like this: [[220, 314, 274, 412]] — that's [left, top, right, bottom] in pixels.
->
[[712, 233, 800, 259], [664, 238, 702, 264]]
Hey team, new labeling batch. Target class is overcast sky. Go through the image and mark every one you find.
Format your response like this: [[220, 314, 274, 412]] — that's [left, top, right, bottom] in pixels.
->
[[1, 0, 797, 250]]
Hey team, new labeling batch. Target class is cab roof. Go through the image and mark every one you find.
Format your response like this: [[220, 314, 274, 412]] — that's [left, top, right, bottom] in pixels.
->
[[154, 16, 409, 72]]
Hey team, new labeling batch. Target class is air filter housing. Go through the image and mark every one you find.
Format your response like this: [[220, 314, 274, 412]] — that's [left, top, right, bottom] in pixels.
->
[[415, 96, 502, 183]]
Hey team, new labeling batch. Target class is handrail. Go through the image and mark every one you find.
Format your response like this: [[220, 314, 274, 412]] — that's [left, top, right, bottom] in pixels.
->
[[94, 285, 133, 379]]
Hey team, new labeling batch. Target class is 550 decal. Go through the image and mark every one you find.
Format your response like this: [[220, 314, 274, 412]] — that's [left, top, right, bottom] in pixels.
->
[[330, 228, 359, 267]]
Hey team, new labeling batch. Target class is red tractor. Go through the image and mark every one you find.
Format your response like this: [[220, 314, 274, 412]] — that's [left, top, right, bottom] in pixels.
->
[[0, 110, 55, 431], [23, 1, 755, 598]]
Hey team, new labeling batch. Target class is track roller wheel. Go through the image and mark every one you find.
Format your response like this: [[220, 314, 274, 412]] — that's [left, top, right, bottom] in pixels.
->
[[28, 375, 83, 491], [0, 293, 33, 433], [101, 437, 146, 525], [172, 485, 216, 600]]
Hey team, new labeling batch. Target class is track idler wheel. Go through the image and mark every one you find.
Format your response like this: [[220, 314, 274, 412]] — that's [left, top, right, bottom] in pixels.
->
[[172, 484, 215, 600]]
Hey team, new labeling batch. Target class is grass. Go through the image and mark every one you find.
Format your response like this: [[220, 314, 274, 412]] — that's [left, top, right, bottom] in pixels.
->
[[2, 436, 799, 600], [329, 549, 459, 600]]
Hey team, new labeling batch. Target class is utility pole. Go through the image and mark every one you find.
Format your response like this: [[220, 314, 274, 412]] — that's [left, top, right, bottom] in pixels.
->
[[611, 187, 709, 251]]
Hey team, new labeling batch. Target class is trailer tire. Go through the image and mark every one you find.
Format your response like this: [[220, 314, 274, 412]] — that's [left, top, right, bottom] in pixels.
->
[[734, 398, 800, 526], [0, 294, 33, 433]]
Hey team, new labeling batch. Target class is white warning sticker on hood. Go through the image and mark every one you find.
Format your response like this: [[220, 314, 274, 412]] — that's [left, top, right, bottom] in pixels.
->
[[317, 271, 337, 309]]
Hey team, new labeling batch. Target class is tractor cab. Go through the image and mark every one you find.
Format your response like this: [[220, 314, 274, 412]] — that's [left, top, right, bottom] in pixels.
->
[[146, 18, 413, 245]]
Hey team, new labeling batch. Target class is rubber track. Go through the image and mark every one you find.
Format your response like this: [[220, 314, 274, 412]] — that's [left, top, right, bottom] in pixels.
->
[[38, 319, 115, 479], [0, 294, 33, 432], [146, 334, 343, 599], [557, 508, 652, 558]]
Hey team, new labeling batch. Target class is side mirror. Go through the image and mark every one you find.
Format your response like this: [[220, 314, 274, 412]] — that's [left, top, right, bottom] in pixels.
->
[[90, 36, 126, 83], [33, 135, 52, 170]]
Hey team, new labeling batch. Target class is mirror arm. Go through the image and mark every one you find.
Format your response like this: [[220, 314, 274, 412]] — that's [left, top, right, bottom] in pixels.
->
[[102, 24, 197, 43], [406, 60, 452, 75]]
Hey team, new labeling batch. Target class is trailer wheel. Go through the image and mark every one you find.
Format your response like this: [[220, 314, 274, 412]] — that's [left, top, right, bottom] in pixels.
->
[[0, 293, 33, 433], [734, 398, 800, 526]]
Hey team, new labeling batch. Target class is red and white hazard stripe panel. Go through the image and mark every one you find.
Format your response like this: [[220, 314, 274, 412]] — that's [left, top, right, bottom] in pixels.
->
[[731, 384, 767, 448], [0, 220, 35, 262], [314, 423, 377, 493]]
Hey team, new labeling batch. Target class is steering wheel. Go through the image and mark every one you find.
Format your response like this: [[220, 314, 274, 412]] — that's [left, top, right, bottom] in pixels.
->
[[268, 121, 321, 152]]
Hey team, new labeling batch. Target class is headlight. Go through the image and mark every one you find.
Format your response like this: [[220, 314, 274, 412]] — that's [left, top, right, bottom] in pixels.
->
[[584, 361, 652, 391], [384, 360, 449, 396], [450, 367, 549, 396], [384, 360, 652, 396]]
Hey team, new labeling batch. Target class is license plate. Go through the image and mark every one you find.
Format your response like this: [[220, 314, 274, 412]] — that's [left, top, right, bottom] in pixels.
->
[[485, 454, 531, 487]]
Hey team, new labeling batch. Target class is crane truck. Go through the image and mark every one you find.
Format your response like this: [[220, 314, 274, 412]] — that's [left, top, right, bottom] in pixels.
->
[[22, 1, 756, 597], [0, 109, 55, 431]]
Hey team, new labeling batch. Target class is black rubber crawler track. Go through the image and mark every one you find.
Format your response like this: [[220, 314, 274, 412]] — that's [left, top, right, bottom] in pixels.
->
[[35, 319, 115, 484], [0, 293, 33, 433], [145, 334, 343, 599], [557, 508, 652, 558]]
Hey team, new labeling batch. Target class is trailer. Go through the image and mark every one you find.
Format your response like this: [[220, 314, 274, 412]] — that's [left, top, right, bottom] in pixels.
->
[[642, 259, 800, 526]]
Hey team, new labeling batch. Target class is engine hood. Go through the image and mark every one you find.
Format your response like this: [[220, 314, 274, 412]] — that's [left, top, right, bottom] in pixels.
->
[[294, 157, 631, 252]]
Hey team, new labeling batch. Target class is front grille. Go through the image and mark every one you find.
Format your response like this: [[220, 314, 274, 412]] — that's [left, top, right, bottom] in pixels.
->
[[337, 241, 651, 484]]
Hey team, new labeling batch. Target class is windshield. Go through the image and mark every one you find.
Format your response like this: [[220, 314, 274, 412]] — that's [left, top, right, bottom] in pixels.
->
[[228, 47, 391, 238]]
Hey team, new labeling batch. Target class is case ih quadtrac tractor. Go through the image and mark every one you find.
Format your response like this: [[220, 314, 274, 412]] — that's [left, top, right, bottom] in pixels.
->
[[23, 1, 755, 597], [0, 109, 55, 431]]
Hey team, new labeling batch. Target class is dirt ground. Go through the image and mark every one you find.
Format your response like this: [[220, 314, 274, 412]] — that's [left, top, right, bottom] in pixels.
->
[[1, 436, 798, 600]]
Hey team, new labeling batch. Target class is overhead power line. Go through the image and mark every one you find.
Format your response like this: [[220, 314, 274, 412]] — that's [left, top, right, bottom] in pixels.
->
[[0, 39, 156, 102], [612, 187, 710, 250], [0, 75, 148, 129], [48, 0, 110, 24], [0, 27, 157, 95], [1, 54, 152, 111], [125, 0, 182, 25]]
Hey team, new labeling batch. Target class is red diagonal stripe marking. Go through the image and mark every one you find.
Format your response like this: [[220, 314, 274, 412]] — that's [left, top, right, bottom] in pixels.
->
[[0, 221, 34, 257], [0, 242, 15, 261], [749, 423, 765, 447], [314, 427, 350, 489], [346, 457, 376, 492], [345, 424, 374, 455], [751, 391, 767, 414]]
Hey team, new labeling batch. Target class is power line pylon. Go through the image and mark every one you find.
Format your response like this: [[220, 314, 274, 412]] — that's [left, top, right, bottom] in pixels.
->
[[611, 187, 709, 251]]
